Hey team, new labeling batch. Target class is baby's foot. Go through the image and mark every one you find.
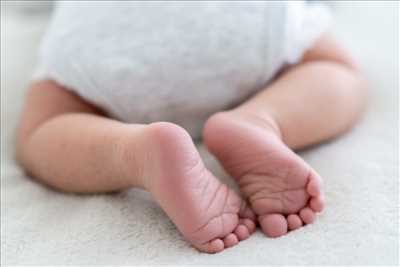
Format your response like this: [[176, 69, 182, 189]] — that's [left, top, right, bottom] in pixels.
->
[[132, 122, 255, 253], [203, 112, 324, 238]]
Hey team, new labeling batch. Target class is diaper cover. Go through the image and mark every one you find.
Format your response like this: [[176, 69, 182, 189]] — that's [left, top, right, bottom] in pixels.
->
[[33, 1, 331, 138]]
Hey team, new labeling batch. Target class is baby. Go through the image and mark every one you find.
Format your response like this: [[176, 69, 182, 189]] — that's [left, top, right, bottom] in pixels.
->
[[16, 1, 366, 253]]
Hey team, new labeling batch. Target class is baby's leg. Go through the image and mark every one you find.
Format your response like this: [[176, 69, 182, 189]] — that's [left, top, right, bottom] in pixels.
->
[[17, 81, 256, 253], [203, 34, 366, 237]]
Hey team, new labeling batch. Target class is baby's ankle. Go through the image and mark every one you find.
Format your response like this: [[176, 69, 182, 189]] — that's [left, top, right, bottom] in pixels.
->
[[204, 109, 283, 142], [133, 122, 201, 193], [233, 108, 282, 140], [116, 125, 153, 190]]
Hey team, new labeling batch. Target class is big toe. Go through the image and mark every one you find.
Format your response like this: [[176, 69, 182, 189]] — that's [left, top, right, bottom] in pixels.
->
[[259, 214, 288, 238]]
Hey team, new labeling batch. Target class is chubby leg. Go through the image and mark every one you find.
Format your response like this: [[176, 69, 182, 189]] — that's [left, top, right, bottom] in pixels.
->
[[203, 34, 367, 237], [17, 81, 256, 253]]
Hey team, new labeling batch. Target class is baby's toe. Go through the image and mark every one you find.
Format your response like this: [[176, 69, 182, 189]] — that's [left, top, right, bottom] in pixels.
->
[[310, 195, 325, 212], [287, 214, 303, 230], [239, 201, 256, 220], [234, 224, 250, 241], [259, 213, 288, 238], [306, 170, 323, 197], [223, 233, 239, 248], [196, 238, 225, 253], [299, 207, 316, 224], [234, 218, 257, 240], [241, 218, 256, 234]]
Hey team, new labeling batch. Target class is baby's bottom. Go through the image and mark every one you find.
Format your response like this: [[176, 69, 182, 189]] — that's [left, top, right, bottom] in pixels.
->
[[17, 35, 366, 253]]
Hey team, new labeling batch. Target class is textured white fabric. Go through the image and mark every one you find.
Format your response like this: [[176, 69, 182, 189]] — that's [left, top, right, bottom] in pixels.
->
[[1, 2, 398, 265], [33, 1, 331, 138], [285, 2, 332, 64]]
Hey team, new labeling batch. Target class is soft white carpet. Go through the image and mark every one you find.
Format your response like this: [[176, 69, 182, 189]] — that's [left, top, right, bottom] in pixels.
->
[[1, 2, 398, 265]]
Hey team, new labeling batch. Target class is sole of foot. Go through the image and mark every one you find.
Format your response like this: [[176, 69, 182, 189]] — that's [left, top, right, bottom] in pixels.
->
[[136, 122, 256, 253], [203, 112, 325, 238]]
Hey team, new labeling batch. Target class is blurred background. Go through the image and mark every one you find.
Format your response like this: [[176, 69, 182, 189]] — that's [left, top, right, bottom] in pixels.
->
[[1, 1, 398, 265]]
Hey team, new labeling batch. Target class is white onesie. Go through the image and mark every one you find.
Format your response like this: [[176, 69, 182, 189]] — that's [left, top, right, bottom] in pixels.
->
[[34, 1, 331, 138]]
